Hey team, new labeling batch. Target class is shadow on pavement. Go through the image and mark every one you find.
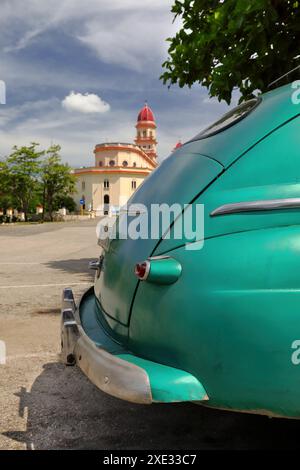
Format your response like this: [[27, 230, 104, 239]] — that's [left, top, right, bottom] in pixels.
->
[[3, 361, 300, 450], [45, 258, 95, 280]]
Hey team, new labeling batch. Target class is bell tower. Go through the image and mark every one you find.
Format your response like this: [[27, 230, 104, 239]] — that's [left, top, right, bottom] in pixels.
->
[[135, 102, 157, 160]]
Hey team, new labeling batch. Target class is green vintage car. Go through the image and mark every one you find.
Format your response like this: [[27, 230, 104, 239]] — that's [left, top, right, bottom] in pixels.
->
[[61, 81, 300, 418]]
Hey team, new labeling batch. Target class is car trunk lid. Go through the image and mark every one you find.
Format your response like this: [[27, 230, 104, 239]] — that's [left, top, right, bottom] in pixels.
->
[[94, 147, 223, 327]]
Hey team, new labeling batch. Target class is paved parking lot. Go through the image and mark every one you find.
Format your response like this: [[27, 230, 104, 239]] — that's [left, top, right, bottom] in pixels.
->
[[1, 220, 300, 450]]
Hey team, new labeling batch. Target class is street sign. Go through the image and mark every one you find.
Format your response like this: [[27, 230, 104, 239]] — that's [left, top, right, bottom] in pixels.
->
[[80, 199, 85, 205]]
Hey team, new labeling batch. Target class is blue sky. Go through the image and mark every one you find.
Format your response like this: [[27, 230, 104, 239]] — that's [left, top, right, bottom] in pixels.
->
[[0, 0, 234, 166]]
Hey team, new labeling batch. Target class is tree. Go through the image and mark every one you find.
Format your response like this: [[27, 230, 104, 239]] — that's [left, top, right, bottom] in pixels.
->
[[41, 145, 76, 221], [53, 194, 77, 213], [0, 161, 14, 211], [0, 160, 9, 197], [5, 143, 44, 221], [161, 0, 300, 104]]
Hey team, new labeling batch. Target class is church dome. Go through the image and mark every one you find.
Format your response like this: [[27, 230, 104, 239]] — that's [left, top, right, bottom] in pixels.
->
[[137, 103, 155, 123]]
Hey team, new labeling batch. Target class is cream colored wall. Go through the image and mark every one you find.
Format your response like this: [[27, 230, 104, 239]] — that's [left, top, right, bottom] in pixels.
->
[[74, 173, 119, 209], [94, 173, 120, 211], [74, 145, 154, 214], [136, 126, 157, 155], [74, 172, 147, 214], [74, 173, 95, 209], [137, 127, 156, 139], [119, 174, 145, 207], [95, 149, 150, 169]]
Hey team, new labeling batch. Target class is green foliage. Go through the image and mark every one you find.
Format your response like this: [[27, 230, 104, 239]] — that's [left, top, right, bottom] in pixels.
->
[[0, 194, 15, 211], [0, 161, 10, 205], [41, 145, 76, 221], [53, 194, 77, 212], [0, 143, 76, 222], [4, 143, 44, 220], [161, 0, 300, 103], [0, 160, 16, 213]]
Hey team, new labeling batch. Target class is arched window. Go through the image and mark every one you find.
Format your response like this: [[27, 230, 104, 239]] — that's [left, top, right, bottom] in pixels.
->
[[104, 180, 109, 189], [133, 162, 136, 167], [131, 180, 137, 190], [143, 130, 147, 137], [103, 194, 110, 215], [122, 160, 128, 167], [109, 160, 115, 166], [99, 161, 103, 167]]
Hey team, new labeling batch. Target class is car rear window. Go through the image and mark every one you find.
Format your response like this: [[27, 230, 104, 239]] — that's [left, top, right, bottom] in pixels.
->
[[192, 98, 261, 141]]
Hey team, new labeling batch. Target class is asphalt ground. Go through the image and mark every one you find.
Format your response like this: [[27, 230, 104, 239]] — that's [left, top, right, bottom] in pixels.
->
[[1, 221, 300, 450]]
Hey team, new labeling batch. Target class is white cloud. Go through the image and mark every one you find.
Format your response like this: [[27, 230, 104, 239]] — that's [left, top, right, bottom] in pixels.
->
[[62, 92, 110, 114], [77, 7, 179, 72], [0, 97, 134, 165], [0, 1, 178, 72], [0, 1, 230, 166]]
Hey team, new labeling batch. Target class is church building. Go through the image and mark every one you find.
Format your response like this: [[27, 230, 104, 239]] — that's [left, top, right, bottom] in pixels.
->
[[73, 103, 158, 215]]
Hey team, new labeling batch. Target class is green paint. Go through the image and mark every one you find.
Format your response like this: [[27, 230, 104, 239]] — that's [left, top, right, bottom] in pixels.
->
[[146, 257, 182, 285], [87, 83, 300, 417], [79, 288, 127, 354], [94, 154, 222, 327], [130, 226, 300, 416], [118, 354, 207, 403], [79, 288, 207, 403]]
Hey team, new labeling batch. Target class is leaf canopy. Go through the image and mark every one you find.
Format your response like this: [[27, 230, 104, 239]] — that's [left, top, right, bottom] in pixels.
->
[[161, 0, 300, 103]]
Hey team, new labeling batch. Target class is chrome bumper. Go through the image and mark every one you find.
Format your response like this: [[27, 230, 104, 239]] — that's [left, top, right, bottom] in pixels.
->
[[61, 288, 152, 404], [61, 287, 209, 405]]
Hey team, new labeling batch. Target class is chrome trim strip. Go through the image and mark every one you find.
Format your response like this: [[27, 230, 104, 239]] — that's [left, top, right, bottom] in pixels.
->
[[210, 198, 300, 217], [89, 256, 104, 271], [89, 260, 101, 270]]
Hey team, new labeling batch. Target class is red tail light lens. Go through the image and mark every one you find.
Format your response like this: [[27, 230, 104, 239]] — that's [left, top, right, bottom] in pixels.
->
[[134, 261, 149, 280]]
